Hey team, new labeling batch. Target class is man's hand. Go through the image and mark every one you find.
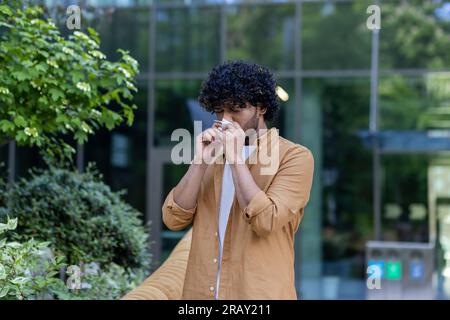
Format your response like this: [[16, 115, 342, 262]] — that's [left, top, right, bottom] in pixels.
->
[[193, 124, 224, 165], [223, 122, 245, 164], [173, 124, 224, 210]]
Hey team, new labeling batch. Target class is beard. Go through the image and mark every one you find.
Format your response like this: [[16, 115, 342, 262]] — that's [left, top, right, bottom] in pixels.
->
[[244, 109, 260, 145]]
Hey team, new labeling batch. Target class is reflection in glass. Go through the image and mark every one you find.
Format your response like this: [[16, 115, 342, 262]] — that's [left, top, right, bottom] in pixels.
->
[[156, 7, 221, 72], [379, 74, 450, 131], [85, 82, 148, 213], [301, 1, 372, 70], [95, 7, 150, 72], [161, 163, 190, 262], [379, 1, 450, 70], [302, 77, 372, 299], [227, 4, 295, 71], [381, 154, 430, 243], [0, 145, 9, 178], [154, 80, 205, 146], [269, 78, 294, 140]]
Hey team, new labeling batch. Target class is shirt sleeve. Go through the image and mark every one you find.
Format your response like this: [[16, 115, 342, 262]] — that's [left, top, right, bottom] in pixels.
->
[[162, 188, 197, 231], [242, 146, 314, 237]]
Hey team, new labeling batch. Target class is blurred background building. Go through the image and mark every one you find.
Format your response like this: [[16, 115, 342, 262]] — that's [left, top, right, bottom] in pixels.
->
[[1, 0, 450, 299]]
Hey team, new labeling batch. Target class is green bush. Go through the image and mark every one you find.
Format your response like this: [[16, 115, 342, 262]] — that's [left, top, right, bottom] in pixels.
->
[[0, 216, 145, 300], [50, 262, 147, 300], [0, 165, 151, 274], [0, 217, 66, 300]]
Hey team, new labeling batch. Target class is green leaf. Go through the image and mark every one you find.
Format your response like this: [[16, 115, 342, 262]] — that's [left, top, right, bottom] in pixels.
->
[[0, 286, 9, 298], [123, 106, 135, 126], [56, 114, 68, 124], [46, 271, 59, 278], [0, 21, 13, 28], [38, 96, 48, 106], [0, 264, 6, 280], [12, 71, 29, 81], [6, 241, 21, 248], [71, 71, 85, 83], [49, 88, 65, 101], [87, 27, 100, 44], [6, 218, 18, 230], [37, 241, 51, 249], [15, 130, 27, 143], [13, 116, 27, 128], [101, 111, 115, 130], [35, 62, 49, 73], [0, 119, 15, 132], [74, 130, 87, 144], [11, 277, 29, 285], [34, 277, 46, 288], [0, 5, 13, 16]]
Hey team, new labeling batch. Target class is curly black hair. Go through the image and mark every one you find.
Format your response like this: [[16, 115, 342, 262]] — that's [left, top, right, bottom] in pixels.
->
[[198, 60, 279, 122]]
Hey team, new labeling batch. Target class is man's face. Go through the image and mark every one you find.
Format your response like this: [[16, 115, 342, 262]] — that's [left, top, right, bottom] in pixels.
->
[[215, 102, 260, 132]]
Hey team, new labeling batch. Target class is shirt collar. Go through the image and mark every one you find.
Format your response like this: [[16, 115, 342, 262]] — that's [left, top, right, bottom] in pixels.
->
[[246, 127, 279, 167]]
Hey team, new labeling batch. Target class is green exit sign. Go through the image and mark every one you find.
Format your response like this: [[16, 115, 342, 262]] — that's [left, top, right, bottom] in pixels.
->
[[386, 261, 402, 280]]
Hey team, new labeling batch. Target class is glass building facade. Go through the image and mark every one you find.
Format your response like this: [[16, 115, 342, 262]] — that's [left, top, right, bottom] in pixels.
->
[[2, 0, 450, 299]]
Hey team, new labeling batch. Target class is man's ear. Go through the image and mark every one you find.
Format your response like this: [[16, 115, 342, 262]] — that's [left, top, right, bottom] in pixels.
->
[[258, 105, 267, 116]]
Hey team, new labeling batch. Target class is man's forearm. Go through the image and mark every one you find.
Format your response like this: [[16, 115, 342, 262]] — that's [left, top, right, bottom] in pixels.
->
[[230, 162, 261, 209], [173, 162, 208, 210]]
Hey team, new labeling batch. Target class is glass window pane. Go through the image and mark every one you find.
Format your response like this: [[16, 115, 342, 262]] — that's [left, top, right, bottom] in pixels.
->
[[154, 79, 205, 146], [227, 4, 295, 71], [161, 163, 189, 262], [380, 1, 450, 70], [0, 145, 8, 178], [268, 78, 295, 140], [85, 82, 148, 213], [15, 146, 47, 179], [379, 73, 450, 131], [155, 0, 292, 4], [156, 7, 221, 72], [44, 0, 152, 7], [301, 1, 372, 70], [381, 154, 430, 243], [95, 7, 150, 73], [301, 77, 372, 299]]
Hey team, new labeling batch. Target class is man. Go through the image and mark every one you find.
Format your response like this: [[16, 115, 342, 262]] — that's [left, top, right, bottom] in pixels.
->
[[162, 60, 314, 300]]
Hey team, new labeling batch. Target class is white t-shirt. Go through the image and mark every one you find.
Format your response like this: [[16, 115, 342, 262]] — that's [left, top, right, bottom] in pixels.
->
[[215, 145, 256, 300]]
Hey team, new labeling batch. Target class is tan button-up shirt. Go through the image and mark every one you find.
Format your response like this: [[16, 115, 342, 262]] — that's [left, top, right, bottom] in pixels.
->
[[162, 127, 314, 300]]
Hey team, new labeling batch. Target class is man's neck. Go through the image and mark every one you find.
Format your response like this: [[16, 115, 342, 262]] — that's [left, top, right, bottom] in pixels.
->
[[245, 121, 268, 145]]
